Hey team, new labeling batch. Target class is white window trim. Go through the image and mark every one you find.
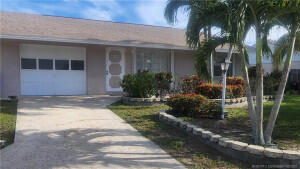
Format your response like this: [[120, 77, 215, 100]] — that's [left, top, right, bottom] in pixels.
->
[[135, 48, 171, 73]]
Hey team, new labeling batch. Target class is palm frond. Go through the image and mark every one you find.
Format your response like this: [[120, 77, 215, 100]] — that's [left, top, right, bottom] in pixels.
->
[[194, 35, 229, 81], [164, 0, 191, 24], [272, 31, 300, 71]]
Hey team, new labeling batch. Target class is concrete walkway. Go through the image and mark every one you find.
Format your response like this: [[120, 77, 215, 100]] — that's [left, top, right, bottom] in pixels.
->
[[0, 96, 185, 169]]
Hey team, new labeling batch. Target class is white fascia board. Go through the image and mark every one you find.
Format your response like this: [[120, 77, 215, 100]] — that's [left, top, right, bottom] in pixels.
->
[[0, 34, 192, 51]]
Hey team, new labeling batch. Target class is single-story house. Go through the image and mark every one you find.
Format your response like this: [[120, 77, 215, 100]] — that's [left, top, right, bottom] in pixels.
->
[[247, 43, 300, 82], [0, 11, 243, 98]]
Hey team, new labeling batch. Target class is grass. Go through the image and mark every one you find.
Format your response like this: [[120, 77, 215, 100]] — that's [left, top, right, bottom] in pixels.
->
[[263, 95, 300, 150], [108, 103, 250, 169], [219, 95, 300, 151], [0, 100, 18, 149]]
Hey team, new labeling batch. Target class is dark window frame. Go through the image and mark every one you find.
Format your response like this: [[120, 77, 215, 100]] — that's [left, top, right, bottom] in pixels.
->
[[71, 60, 84, 71], [21, 58, 37, 70], [38, 59, 53, 70], [55, 59, 69, 70]]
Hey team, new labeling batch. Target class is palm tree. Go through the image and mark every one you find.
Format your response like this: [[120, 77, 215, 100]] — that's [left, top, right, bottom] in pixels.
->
[[165, 0, 260, 142], [264, 0, 300, 144], [164, 0, 216, 82], [165, 0, 300, 145]]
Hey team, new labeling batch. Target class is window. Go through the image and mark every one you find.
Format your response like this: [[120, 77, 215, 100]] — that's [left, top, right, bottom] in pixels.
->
[[214, 65, 222, 77], [55, 60, 69, 70], [21, 58, 36, 69], [71, 60, 84, 70], [39, 59, 53, 70], [136, 49, 170, 72]]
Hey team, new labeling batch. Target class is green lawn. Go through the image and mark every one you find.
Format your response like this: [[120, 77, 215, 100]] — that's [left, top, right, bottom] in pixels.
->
[[180, 95, 300, 151], [225, 95, 300, 151], [263, 95, 300, 150], [0, 100, 18, 149], [108, 103, 249, 169]]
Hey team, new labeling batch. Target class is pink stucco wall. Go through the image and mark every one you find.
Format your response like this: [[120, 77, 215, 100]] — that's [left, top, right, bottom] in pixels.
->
[[1, 40, 21, 98], [0, 40, 135, 98], [174, 50, 196, 79]]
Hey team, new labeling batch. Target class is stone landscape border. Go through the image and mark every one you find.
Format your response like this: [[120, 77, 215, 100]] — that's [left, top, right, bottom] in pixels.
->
[[122, 97, 167, 106], [123, 95, 274, 107], [212, 95, 275, 105], [159, 110, 300, 168]]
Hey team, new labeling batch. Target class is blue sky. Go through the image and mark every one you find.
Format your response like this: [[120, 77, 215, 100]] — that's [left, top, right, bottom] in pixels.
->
[[1, 0, 287, 45]]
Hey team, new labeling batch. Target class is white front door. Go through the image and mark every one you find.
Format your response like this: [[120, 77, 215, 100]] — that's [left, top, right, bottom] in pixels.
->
[[106, 47, 125, 92]]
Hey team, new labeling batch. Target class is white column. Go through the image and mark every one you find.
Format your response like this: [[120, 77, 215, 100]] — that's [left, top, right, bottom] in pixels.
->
[[232, 54, 236, 77], [132, 47, 136, 74], [221, 70, 226, 120], [210, 52, 214, 81], [171, 50, 175, 89], [171, 50, 174, 76]]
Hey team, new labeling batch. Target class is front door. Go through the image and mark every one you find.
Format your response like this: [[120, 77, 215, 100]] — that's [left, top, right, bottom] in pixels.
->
[[106, 47, 125, 92]]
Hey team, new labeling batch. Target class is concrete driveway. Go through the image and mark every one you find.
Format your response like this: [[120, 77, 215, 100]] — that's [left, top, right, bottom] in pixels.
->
[[0, 96, 185, 169]]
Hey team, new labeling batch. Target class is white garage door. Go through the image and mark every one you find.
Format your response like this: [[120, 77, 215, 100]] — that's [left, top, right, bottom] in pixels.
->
[[20, 44, 86, 95]]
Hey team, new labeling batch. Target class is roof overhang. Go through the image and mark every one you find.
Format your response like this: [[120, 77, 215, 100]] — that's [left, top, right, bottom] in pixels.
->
[[0, 34, 192, 50], [0, 34, 238, 53]]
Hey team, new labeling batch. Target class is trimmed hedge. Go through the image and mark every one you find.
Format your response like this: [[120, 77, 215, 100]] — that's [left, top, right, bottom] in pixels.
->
[[180, 75, 245, 99], [166, 94, 221, 119], [196, 83, 245, 99]]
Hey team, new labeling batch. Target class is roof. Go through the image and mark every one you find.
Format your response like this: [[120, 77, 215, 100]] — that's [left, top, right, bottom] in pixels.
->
[[0, 11, 190, 50]]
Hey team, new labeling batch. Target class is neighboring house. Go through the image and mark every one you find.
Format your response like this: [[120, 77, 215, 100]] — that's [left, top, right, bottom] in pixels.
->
[[0, 11, 242, 98], [247, 42, 300, 82]]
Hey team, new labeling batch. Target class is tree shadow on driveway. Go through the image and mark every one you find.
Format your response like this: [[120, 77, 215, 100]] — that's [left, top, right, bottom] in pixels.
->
[[1, 128, 185, 169]]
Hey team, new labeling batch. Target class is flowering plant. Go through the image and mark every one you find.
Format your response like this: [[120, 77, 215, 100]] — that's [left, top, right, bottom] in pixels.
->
[[166, 94, 221, 118]]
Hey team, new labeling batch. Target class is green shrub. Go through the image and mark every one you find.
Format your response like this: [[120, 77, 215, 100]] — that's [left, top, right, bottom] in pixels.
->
[[121, 71, 157, 98], [264, 71, 282, 95], [249, 67, 284, 95], [286, 81, 300, 95], [155, 72, 173, 97], [166, 94, 221, 119]]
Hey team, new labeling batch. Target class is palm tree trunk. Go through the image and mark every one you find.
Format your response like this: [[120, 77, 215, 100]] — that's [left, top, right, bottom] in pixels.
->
[[264, 28, 298, 144], [239, 44, 258, 144], [226, 44, 233, 62], [255, 33, 265, 145], [208, 26, 214, 83]]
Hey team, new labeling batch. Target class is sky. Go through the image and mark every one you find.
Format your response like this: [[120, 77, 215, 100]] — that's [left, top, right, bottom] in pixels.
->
[[0, 0, 288, 45]]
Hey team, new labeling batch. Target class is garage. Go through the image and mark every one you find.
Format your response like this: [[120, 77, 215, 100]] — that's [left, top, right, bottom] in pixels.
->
[[20, 44, 86, 95]]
